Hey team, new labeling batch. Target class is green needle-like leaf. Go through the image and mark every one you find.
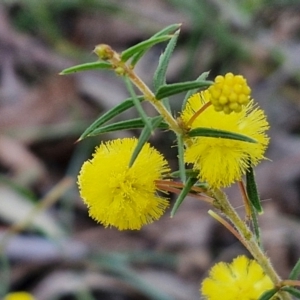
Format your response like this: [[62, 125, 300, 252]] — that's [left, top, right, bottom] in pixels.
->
[[129, 116, 164, 167], [176, 134, 186, 183], [182, 71, 210, 109], [248, 199, 262, 247], [79, 96, 145, 140], [152, 23, 181, 38], [170, 169, 199, 179], [128, 23, 181, 67], [171, 176, 198, 217], [154, 29, 180, 91], [122, 23, 180, 64], [250, 201, 262, 247], [282, 287, 300, 298], [155, 80, 212, 100], [289, 258, 300, 280], [87, 117, 168, 137], [246, 166, 263, 214], [188, 127, 257, 143], [124, 76, 152, 132], [258, 289, 278, 300], [121, 35, 172, 62], [130, 50, 149, 68], [60, 61, 112, 75]]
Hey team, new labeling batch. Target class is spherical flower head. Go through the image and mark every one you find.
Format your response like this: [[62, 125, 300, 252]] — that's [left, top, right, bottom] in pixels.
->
[[78, 138, 170, 230], [4, 292, 35, 300], [208, 73, 251, 114], [201, 256, 275, 300], [181, 92, 269, 188]]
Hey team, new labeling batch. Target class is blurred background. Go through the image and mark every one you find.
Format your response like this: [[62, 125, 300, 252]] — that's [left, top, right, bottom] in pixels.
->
[[1, 0, 300, 299]]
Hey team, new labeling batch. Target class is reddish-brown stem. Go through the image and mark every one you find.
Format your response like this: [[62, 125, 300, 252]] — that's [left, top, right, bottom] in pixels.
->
[[155, 181, 213, 204], [186, 101, 212, 127], [279, 280, 300, 288], [155, 179, 206, 193], [208, 210, 251, 251], [238, 180, 251, 220]]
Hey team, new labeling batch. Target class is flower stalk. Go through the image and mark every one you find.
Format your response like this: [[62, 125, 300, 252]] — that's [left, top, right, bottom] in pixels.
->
[[94, 44, 184, 136], [212, 188, 291, 300]]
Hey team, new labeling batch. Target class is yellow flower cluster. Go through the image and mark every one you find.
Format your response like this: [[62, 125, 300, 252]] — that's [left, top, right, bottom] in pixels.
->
[[4, 292, 35, 300], [78, 138, 170, 230], [77, 72, 269, 229], [201, 256, 275, 300], [181, 92, 269, 188], [207, 73, 251, 114]]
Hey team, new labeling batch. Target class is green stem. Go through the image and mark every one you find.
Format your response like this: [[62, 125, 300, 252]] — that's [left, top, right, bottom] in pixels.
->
[[105, 48, 183, 136], [212, 188, 291, 300], [126, 67, 182, 135]]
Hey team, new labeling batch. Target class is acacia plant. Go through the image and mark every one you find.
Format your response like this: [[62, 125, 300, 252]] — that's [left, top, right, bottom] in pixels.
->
[[61, 24, 300, 300]]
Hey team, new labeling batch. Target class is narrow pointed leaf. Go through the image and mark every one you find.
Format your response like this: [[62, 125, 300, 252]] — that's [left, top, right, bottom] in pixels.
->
[[249, 200, 262, 247], [282, 287, 300, 298], [171, 177, 198, 217], [152, 23, 181, 38], [194, 182, 209, 189], [258, 289, 278, 300], [155, 80, 213, 100], [129, 116, 164, 167], [124, 76, 152, 131], [176, 134, 186, 183], [154, 29, 180, 91], [246, 166, 263, 213], [129, 23, 181, 67], [170, 169, 199, 179], [289, 258, 300, 280], [79, 96, 145, 140], [182, 71, 210, 109], [88, 118, 168, 136], [130, 50, 149, 67], [60, 61, 112, 75], [122, 23, 180, 64], [188, 127, 257, 143], [121, 35, 172, 62]]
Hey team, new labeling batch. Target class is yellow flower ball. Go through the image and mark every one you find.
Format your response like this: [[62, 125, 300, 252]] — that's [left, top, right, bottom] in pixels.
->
[[207, 73, 251, 114], [78, 138, 170, 230], [181, 92, 269, 188], [201, 256, 275, 300], [4, 292, 35, 300]]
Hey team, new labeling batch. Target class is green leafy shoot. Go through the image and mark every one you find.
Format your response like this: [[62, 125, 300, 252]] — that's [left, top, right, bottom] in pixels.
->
[[246, 166, 263, 214], [151, 23, 181, 38], [152, 28, 180, 112], [153, 29, 180, 91], [124, 76, 152, 132], [60, 61, 112, 75], [130, 50, 149, 68], [86, 117, 168, 137], [170, 176, 198, 217], [79, 96, 145, 140], [182, 71, 210, 109], [188, 127, 257, 143], [282, 287, 300, 298], [121, 35, 172, 63], [122, 23, 181, 65], [176, 134, 186, 183], [129, 116, 164, 167], [170, 169, 199, 179], [248, 199, 262, 247], [155, 80, 213, 100], [258, 289, 278, 300], [289, 258, 300, 280]]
